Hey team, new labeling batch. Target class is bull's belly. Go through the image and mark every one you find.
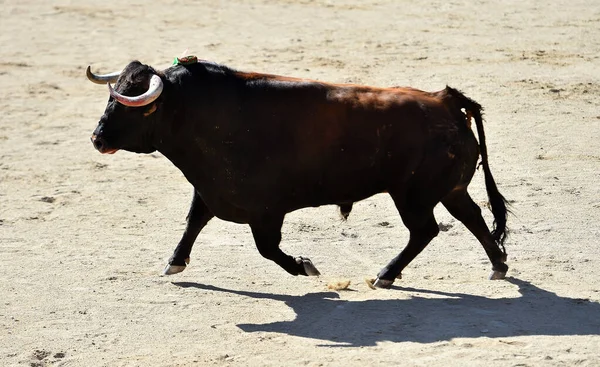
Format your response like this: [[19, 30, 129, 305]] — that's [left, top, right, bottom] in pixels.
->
[[197, 184, 384, 223], [285, 179, 387, 210], [193, 167, 389, 223], [194, 189, 253, 224]]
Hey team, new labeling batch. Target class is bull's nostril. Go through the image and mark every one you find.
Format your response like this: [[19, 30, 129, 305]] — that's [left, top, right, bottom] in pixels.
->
[[94, 139, 103, 150]]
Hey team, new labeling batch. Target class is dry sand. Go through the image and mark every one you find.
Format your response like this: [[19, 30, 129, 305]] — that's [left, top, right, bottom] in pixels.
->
[[1, 0, 599, 366]]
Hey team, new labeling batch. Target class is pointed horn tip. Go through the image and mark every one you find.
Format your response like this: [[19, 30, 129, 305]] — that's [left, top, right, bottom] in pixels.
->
[[86, 66, 121, 84], [87, 65, 105, 84]]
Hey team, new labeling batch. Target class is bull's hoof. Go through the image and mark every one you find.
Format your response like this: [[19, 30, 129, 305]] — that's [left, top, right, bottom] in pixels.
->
[[162, 258, 190, 276], [488, 270, 506, 280], [163, 264, 186, 275], [372, 277, 394, 289], [489, 262, 508, 280], [295, 257, 320, 276]]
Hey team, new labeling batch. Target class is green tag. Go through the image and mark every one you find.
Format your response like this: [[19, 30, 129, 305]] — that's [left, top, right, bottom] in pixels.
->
[[173, 55, 198, 65]]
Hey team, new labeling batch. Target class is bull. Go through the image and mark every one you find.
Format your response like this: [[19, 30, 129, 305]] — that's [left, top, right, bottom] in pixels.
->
[[86, 58, 509, 288]]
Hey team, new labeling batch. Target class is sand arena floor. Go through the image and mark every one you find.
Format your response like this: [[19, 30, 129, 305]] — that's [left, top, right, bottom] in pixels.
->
[[1, 1, 599, 365]]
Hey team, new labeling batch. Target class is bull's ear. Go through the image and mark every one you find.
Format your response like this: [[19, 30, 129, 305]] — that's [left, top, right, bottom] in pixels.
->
[[143, 103, 158, 117]]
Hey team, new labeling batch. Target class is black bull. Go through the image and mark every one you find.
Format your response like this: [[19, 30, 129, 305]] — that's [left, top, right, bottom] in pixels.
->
[[87, 60, 509, 288]]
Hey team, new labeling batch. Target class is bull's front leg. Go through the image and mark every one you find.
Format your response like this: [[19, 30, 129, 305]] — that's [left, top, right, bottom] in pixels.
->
[[249, 215, 320, 276], [163, 190, 214, 275]]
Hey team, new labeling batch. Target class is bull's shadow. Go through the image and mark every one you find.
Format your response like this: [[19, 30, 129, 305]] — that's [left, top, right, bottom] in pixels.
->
[[173, 278, 600, 347]]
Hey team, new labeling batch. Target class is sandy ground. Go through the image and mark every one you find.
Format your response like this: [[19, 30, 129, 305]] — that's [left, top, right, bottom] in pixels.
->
[[1, 0, 600, 366]]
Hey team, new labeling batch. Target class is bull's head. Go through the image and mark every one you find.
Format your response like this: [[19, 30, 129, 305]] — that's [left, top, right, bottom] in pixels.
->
[[87, 61, 164, 154]]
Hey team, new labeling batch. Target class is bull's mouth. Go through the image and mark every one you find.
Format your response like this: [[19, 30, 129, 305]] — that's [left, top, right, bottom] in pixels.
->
[[96, 144, 119, 155]]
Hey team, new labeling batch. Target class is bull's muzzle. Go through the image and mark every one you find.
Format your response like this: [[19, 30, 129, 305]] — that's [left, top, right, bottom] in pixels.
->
[[91, 134, 118, 154]]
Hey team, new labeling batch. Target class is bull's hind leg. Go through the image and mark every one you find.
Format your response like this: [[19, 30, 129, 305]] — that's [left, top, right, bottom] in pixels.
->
[[441, 190, 508, 279], [163, 190, 214, 275], [250, 215, 320, 277], [373, 199, 440, 288]]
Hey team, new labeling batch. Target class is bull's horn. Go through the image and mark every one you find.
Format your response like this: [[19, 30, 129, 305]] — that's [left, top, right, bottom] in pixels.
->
[[108, 74, 163, 107], [86, 66, 121, 85]]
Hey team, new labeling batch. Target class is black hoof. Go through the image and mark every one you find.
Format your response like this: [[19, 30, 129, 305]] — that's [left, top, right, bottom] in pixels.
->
[[489, 270, 506, 280], [489, 262, 508, 280], [372, 277, 394, 288], [295, 257, 320, 276]]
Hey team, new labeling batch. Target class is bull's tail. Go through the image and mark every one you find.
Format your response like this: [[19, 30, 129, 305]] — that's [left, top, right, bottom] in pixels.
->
[[446, 87, 509, 250]]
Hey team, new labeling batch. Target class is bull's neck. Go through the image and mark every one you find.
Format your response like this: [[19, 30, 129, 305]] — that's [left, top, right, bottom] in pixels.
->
[[151, 66, 240, 186]]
